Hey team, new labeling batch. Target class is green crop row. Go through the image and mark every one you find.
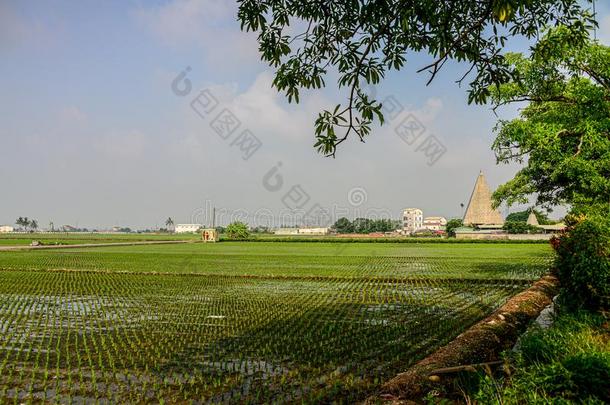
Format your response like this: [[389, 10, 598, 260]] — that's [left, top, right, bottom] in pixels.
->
[[0, 270, 528, 403], [0, 241, 552, 402]]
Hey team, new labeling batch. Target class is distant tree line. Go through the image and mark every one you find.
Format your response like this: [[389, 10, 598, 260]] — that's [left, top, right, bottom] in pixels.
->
[[503, 209, 563, 234], [502, 222, 542, 234], [505, 209, 554, 225], [15, 217, 38, 232], [332, 217, 400, 234]]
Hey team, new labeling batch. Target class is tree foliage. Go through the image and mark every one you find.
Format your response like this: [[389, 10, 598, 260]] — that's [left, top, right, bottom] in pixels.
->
[[491, 26, 610, 210], [505, 209, 550, 224], [332, 217, 398, 234], [332, 217, 354, 233], [445, 218, 464, 238], [226, 221, 251, 240], [488, 26, 609, 314], [16, 217, 31, 231], [502, 220, 540, 234], [238, 0, 592, 156], [552, 212, 610, 311]]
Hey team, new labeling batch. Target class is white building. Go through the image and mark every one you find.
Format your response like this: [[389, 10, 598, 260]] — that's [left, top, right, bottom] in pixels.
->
[[0, 225, 14, 233], [423, 216, 447, 231], [174, 224, 202, 233], [275, 228, 299, 235], [297, 227, 330, 235], [274, 227, 330, 236], [403, 208, 423, 233]]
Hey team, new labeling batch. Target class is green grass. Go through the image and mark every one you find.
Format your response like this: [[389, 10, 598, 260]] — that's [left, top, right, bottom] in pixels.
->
[[468, 311, 610, 404], [0, 242, 551, 279], [0, 241, 552, 403], [0, 232, 199, 246]]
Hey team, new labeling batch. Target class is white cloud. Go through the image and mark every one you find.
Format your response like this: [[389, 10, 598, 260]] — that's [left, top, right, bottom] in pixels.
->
[[132, 0, 228, 45], [194, 73, 446, 149], [173, 70, 335, 159], [222, 72, 319, 140], [96, 129, 147, 160], [132, 0, 259, 67]]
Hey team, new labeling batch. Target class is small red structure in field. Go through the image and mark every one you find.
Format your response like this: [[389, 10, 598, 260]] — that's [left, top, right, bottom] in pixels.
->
[[202, 229, 219, 242]]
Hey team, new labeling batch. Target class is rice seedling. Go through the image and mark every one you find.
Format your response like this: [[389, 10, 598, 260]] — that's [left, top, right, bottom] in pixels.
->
[[0, 242, 551, 402]]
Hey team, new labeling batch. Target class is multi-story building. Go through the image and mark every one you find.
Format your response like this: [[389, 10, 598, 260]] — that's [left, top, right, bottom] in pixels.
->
[[423, 216, 447, 231], [402, 208, 423, 234]]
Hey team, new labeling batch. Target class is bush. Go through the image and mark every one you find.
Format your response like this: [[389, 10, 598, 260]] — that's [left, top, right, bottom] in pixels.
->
[[562, 353, 610, 402], [552, 212, 610, 310], [225, 222, 250, 240]]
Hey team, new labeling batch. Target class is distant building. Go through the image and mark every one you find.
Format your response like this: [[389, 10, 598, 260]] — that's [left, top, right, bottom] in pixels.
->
[[297, 227, 330, 235], [274, 227, 329, 236], [423, 216, 447, 231], [526, 212, 566, 234], [463, 171, 504, 227], [526, 211, 539, 226], [538, 223, 566, 233], [0, 225, 14, 233], [174, 224, 202, 233], [403, 208, 423, 233], [454, 227, 558, 240], [275, 228, 299, 235]]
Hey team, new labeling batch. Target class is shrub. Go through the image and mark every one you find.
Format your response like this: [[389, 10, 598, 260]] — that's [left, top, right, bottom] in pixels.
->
[[553, 212, 610, 310], [562, 352, 610, 402], [226, 222, 250, 240]]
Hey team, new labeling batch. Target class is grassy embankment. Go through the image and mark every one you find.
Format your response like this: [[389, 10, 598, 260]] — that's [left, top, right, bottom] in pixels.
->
[[463, 310, 609, 404]]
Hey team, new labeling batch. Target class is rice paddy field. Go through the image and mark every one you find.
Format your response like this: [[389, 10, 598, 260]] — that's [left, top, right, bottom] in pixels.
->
[[0, 233, 198, 246], [0, 242, 552, 403]]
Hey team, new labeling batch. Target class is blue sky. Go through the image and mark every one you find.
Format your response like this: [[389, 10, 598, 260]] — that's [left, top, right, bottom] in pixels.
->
[[1, 0, 608, 229]]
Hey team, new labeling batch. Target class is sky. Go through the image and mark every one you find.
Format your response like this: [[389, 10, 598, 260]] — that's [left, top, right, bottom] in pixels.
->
[[1, 0, 609, 230]]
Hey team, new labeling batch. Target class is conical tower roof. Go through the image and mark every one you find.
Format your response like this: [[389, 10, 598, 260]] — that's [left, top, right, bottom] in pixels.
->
[[463, 171, 504, 226], [527, 211, 539, 226]]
